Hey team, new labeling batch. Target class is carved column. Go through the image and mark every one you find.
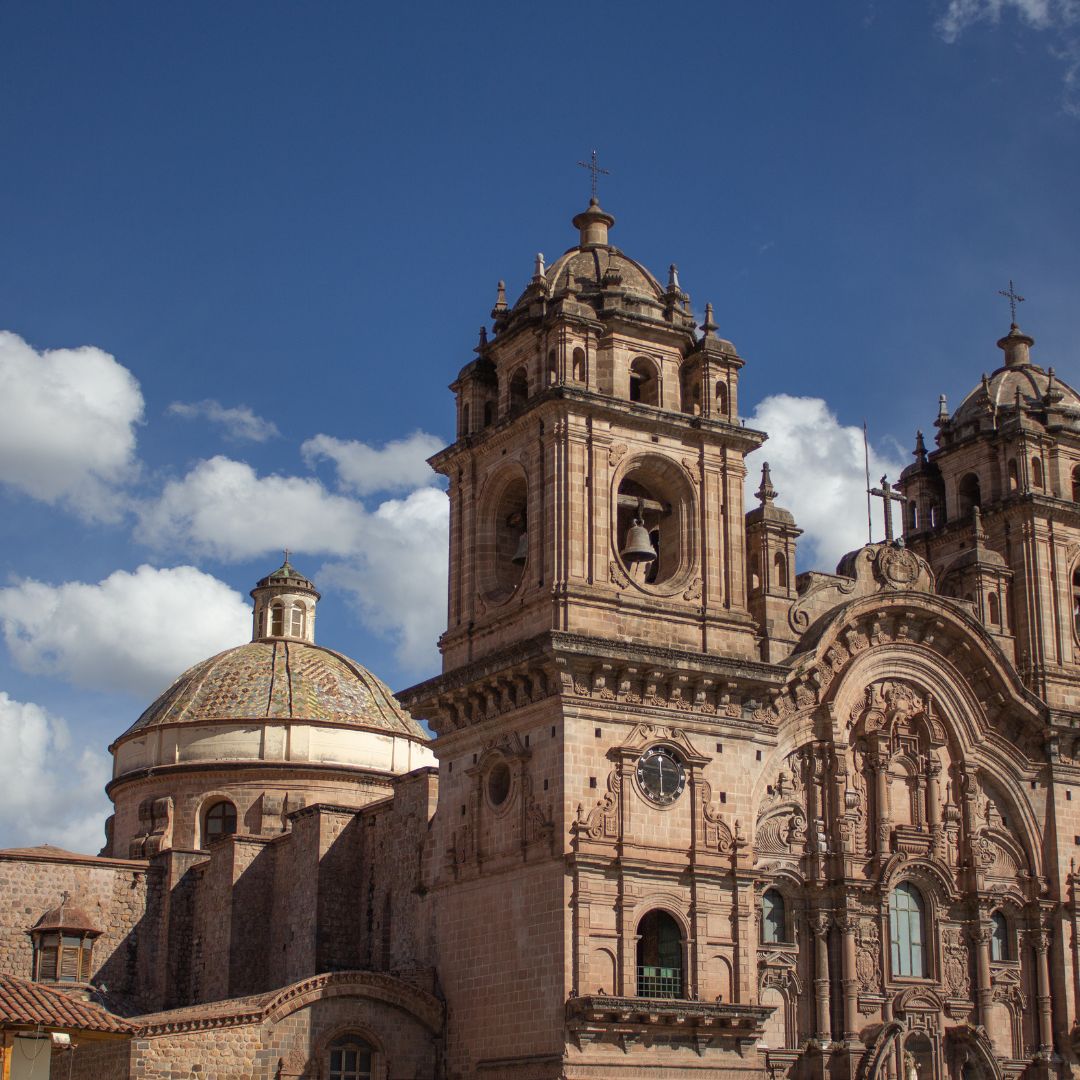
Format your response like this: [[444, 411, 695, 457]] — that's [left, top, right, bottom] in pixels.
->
[[868, 747, 890, 854], [1032, 927, 1054, 1055], [812, 911, 832, 1044], [972, 921, 993, 1027], [837, 913, 859, 1041], [926, 757, 943, 859]]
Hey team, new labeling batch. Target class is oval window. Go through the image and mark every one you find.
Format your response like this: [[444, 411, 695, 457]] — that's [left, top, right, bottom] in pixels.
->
[[487, 762, 512, 807]]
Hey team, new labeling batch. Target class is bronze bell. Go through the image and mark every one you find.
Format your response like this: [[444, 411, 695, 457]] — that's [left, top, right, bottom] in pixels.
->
[[511, 530, 529, 566], [620, 517, 656, 563]]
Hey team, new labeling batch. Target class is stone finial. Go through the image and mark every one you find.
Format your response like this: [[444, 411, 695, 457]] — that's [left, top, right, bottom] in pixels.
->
[[935, 394, 949, 427], [492, 280, 507, 316], [533, 253, 546, 282], [972, 504, 987, 544], [997, 322, 1034, 368], [700, 302, 718, 339], [1046, 366, 1065, 406], [913, 429, 927, 464], [668, 264, 681, 291], [756, 462, 778, 506], [477, 326, 488, 349]]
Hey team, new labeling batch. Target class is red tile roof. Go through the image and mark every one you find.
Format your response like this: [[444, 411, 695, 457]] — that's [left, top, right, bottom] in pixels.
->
[[0, 975, 134, 1035]]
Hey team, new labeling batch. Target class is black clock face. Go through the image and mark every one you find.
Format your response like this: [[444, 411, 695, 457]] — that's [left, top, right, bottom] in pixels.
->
[[637, 746, 686, 805]]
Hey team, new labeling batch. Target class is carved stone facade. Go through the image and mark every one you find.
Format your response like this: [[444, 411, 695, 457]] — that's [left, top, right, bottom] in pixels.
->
[[3, 200, 1080, 1080]]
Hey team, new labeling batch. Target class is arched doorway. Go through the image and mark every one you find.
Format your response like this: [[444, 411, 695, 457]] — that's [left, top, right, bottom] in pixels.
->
[[636, 909, 683, 998]]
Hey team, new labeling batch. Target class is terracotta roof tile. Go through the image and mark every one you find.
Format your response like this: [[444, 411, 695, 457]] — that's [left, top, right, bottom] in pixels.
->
[[0, 975, 134, 1035]]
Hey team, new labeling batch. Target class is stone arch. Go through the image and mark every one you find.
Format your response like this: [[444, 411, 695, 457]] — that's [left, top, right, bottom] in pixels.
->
[[476, 461, 528, 605], [312, 1022, 385, 1080], [264, 971, 444, 1034], [588, 946, 617, 995], [629, 355, 660, 405], [611, 453, 697, 593], [194, 789, 240, 847]]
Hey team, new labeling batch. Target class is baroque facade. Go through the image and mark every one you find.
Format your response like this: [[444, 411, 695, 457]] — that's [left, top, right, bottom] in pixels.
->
[[2, 198, 1080, 1080]]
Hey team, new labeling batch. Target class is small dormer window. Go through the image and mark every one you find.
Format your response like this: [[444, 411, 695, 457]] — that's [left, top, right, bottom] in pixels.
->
[[30, 895, 100, 984], [289, 604, 304, 638]]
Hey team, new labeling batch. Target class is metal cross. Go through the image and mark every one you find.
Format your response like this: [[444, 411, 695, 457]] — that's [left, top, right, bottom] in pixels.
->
[[998, 279, 1025, 324], [869, 475, 907, 543], [577, 149, 610, 201], [282, 548, 290, 564]]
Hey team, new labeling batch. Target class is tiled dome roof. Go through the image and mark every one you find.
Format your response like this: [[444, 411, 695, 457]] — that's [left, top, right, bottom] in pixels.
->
[[120, 640, 425, 740]]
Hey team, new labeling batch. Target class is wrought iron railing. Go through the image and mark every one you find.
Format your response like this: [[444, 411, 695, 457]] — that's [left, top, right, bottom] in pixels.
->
[[636, 964, 682, 998]]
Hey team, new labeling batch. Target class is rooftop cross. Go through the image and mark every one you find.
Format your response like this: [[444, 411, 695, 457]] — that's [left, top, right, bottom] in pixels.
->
[[577, 149, 610, 201], [282, 548, 290, 564], [869, 475, 907, 543], [998, 279, 1025, 324]]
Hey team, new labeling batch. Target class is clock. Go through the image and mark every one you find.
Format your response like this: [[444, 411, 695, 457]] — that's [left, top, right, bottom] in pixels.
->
[[636, 746, 686, 805]]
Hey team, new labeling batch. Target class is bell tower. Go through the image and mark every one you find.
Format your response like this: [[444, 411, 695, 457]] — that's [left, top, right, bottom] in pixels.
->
[[401, 199, 781, 1080], [900, 316, 1080, 707], [434, 199, 765, 672]]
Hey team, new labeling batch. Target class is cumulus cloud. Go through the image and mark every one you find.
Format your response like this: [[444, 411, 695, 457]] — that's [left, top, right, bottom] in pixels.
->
[[0, 692, 111, 854], [0, 330, 144, 521], [744, 395, 907, 574], [0, 565, 251, 699], [134, 456, 369, 560], [320, 487, 449, 673], [301, 431, 443, 495], [134, 455, 448, 673], [167, 399, 280, 442]]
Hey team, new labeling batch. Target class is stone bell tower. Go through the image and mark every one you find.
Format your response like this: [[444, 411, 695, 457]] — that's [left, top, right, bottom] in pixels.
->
[[401, 198, 782, 1080], [900, 313, 1080, 708]]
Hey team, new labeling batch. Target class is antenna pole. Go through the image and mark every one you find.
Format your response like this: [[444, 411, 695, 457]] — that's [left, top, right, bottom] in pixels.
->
[[863, 420, 873, 543]]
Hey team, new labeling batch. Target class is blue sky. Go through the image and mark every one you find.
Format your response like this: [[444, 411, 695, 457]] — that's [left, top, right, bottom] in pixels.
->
[[2, 0, 1079, 851]]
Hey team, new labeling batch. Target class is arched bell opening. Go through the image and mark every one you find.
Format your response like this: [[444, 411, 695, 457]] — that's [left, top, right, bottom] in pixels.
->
[[636, 909, 684, 999], [479, 468, 529, 604], [508, 367, 528, 413], [679, 359, 702, 415], [957, 472, 981, 519], [628, 356, 659, 406], [614, 456, 693, 590]]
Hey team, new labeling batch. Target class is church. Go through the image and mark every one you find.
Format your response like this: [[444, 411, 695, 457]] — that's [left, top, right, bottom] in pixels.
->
[[2, 195, 1079, 1080]]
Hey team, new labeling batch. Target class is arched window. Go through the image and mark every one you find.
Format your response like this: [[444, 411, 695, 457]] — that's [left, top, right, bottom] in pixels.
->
[[629, 357, 659, 406], [958, 473, 981, 518], [889, 882, 927, 977], [289, 604, 304, 638], [1032, 455, 1044, 489], [988, 591, 1000, 627], [482, 400, 495, 427], [774, 551, 788, 589], [509, 368, 528, 412], [328, 1034, 374, 1080], [908, 501, 918, 530], [636, 910, 683, 998], [270, 603, 284, 637], [715, 380, 728, 417], [761, 889, 787, 944], [1073, 465, 1080, 502], [547, 349, 558, 385], [572, 347, 585, 382], [990, 911, 1009, 961], [1008, 459, 1019, 492], [460, 403, 470, 436], [204, 800, 237, 844]]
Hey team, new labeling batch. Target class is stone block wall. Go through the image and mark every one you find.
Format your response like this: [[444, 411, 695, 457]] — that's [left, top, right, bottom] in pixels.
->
[[0, 849, 154, 1009]]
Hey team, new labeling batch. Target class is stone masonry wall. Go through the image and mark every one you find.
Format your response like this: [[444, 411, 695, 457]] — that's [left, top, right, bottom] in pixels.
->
[[0, 849, 154, 1010]]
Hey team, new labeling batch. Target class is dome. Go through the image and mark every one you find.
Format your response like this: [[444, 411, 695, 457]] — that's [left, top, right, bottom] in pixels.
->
[[119, 640, 425, 741], [498, 200, 696, 334], [948, 324, 1080, 429]]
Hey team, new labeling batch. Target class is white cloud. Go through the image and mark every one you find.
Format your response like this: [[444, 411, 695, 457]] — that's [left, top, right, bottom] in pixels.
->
[[0, 330, 144, 521], [0, 692, 111, 854], [320, 486, 449, 674], [134, 456, 369, 561], [937, 0, 1080, 112], [745, 394, 907, 574], [0, 565, 251, 699], [167, 399, 280, 442], [134, 455, 448, 673], [301, 431, 444, 495]]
